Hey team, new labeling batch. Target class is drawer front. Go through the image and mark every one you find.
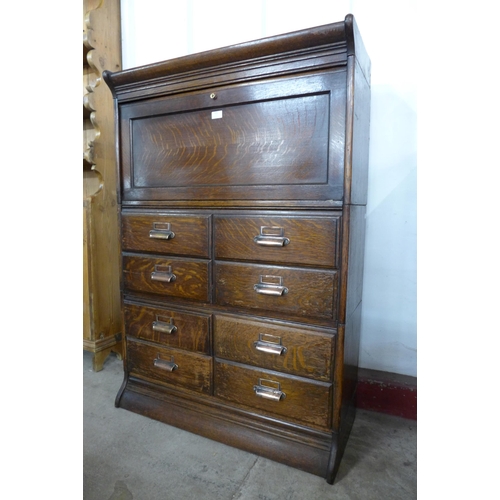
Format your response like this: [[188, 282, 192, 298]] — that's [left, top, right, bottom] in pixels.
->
[[214, 215, 339, 268], [214, 262, 337, 320], [122, 212, 210, 258], [124, 302, 211, 354], [123, 254, 210, 302], [214, 360, 331, 429], [127, 339, 212, 394], [214, 315, 334, 381]]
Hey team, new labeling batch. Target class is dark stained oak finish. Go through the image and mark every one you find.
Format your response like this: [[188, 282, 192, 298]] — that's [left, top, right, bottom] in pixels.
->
[[105, 14, 370, 485], [127, 339, 212, 394], [214, 314, 335, 381], [214, 261, 338, 320], [131, 93, 329, 188], [124, 302, 211, 354], [122, 254, 210, 302], [116, 71, 347, 203], [122, 211, 211, 258], [214, 360, 332, 430], [214, 214, 340, 268]]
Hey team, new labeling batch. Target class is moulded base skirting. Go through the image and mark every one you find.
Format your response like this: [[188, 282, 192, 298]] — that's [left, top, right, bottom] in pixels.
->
[[357, 368, 417, 420], [116, 375, 344, 483]]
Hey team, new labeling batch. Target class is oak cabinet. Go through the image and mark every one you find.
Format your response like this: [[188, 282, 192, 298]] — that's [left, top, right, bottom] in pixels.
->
[[104, 14, 370, 483]]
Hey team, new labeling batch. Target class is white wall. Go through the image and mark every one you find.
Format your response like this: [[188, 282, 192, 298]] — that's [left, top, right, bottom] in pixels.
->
[[120, 0, 417, 377], [353, 1, 417, 377], [120, 1, 353, 67]]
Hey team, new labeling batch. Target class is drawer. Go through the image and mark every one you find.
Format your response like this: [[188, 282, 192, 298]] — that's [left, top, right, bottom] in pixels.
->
[[214, 262, 337, 320], [214, 215, 339, 268], [122, 212, 210, 258], [123, 254, 210, 302], [214, 315, 334, 381], [214, 360, 332, 430], [124, 302, 211, 354], [127, 339, 212, 394]]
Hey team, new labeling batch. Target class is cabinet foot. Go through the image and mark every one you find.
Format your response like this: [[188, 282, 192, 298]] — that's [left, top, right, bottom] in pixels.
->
[[91, 347, 114, 372], [84, 335, 123, 371]]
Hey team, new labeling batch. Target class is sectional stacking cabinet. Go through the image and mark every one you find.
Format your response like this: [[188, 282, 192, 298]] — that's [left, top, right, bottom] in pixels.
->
[[104, 14, 370, 484]]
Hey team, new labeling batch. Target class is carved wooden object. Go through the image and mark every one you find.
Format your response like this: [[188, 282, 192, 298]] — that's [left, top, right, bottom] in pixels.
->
[[83, 0, 123, 370]]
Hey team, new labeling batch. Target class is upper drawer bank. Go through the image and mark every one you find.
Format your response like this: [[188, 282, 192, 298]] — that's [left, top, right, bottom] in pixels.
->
[[122, 211, 210, 258], [117, 70, 347, 205]]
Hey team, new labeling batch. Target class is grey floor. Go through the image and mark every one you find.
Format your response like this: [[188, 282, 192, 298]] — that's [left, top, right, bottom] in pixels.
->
[[83, 351, 417, 500]]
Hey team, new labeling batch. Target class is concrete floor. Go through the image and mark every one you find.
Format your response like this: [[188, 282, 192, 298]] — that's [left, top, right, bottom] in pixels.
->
[[83, 351, 417, 499]]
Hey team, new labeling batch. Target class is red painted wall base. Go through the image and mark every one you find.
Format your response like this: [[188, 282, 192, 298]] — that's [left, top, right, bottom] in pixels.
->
[[357, 368, 417, 420]]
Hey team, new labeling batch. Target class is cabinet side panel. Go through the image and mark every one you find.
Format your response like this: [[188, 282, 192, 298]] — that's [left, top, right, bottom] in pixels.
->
[[345, 205, 367, 320], [350, 58, 371, 206], [330, 205, 366, 480], [337, 204, 366, 419]]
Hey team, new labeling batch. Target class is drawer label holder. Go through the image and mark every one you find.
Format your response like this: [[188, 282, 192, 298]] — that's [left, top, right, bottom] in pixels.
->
[[253, 333, 287, 355], [253, 275, 288, 296], [253, 226, 290, 247], [149, 222, 175, 240], [152, 316, 177, 335], [151, 264, 176, 283], [153, 354, 178, 372], [253, 378, 286, 402]]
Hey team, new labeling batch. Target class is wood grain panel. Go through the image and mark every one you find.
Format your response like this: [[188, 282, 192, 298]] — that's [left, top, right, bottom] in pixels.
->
[[214, 214, 339, 268], [131, 94, 329, 188], [214, 261, 337, 319], [123, 254, 210, 302], [124, 302, 211, 354], [214, 360, 332, 429], [214, 315, 335, 381], [122, 212, 210, 257], [127, 339, 212, 394], [117, 71, 347, 204]]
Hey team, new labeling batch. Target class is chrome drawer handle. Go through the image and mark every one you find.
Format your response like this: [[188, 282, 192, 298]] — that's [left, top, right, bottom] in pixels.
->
[[153, 354, 178, 372], [253, 275, 288, 296], [253, 333, 287, 355], [151, 265, 176, 283], [253, 379, 286, 401], [152, 317, 177, 334], [149, 222, 175, 240], [253, 226, 289, 247]]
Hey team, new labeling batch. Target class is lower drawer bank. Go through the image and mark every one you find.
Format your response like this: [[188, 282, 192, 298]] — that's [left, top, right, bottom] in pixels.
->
[[117, 309, 340, 481]]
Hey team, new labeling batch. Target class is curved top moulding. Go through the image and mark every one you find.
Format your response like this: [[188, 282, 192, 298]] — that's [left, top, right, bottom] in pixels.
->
[[104, 14, 369, 102]]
